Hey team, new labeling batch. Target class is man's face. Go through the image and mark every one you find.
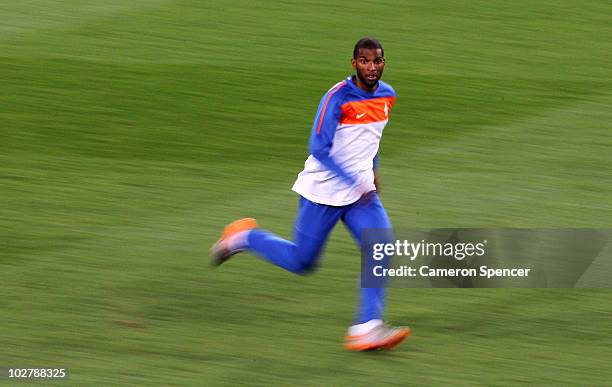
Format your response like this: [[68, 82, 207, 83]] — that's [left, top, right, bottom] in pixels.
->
[[352, 48, 385, 90]]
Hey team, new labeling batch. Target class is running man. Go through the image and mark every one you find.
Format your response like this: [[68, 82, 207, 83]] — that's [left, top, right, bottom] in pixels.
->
[[211, 37, 410, 351]]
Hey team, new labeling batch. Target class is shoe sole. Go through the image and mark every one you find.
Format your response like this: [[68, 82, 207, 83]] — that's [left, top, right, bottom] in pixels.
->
[[344, 327, 411, 351], [222, 218, 258, 238]]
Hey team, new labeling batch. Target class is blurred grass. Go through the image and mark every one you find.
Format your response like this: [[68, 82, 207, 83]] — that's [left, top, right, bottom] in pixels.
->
[[1, 0, 612, 385]]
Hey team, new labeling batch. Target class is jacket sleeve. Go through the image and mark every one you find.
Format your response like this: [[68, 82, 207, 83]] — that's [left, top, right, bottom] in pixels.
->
[[308, 85, 356, 187]]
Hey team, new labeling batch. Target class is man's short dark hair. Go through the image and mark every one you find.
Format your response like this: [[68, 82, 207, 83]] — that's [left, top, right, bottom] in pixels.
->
[[353, 37, 384, 59]]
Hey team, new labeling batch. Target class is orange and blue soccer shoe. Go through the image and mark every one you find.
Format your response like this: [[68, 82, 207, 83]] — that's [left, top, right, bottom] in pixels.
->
[[210, 218, 258, 267]]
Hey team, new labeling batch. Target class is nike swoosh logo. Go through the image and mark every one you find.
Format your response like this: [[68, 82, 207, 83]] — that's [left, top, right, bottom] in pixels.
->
[[356, 113, 366, 119]]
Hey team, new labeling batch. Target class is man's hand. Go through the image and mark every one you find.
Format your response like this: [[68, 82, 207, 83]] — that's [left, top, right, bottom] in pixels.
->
[[374, 170, 381, 194]]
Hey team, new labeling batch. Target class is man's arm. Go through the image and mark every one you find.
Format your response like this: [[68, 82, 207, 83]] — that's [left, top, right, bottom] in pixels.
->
[[308, 83, 357, 187]]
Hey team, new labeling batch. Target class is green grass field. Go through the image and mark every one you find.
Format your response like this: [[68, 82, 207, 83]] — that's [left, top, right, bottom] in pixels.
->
[[2, 0, 612, 385]]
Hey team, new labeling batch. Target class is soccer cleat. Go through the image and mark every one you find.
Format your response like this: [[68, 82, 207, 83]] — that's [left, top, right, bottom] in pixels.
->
[[210, 218, 258, 267], [344, 324, 411, 351]]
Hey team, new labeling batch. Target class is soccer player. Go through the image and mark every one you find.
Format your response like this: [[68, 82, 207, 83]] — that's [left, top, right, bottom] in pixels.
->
[[211, 37, 410, 351]]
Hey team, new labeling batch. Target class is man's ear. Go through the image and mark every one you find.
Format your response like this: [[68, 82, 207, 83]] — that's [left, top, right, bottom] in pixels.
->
[[351, 58, 357, 70]]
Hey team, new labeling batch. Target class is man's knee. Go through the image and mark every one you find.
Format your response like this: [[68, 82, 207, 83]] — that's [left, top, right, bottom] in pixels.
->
[[292, 250, 322, 275], [294, 261, 319, 275]]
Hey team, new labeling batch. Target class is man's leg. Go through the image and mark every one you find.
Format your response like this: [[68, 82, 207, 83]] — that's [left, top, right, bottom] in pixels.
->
[[215, 197, 343, 274], [342, 193, 391, 323], [342, 192, 410, 350]]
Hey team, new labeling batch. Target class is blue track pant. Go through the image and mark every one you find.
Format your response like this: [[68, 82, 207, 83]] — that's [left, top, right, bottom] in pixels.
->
[[246, 192, 391, 324]]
